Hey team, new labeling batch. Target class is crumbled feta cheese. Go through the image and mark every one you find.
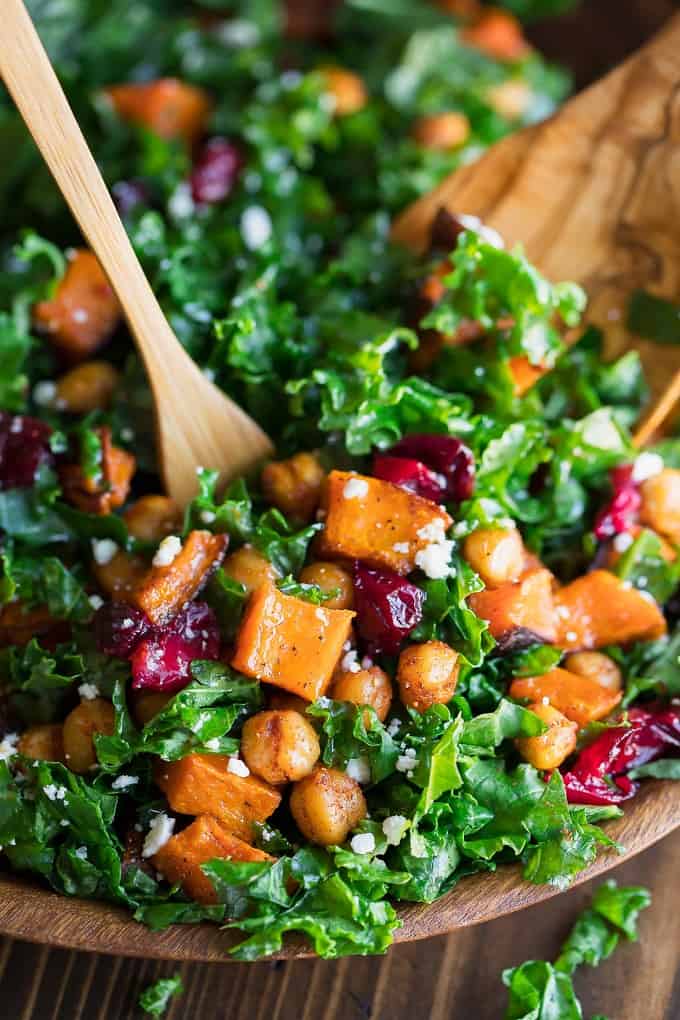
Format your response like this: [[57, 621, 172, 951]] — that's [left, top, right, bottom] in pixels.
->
[[315, 607, 327, 622], [396, 750, 419, 773], [415, 519, 455, 580], [120, 427, 134, 442], [343, 477, 369, 500], [91, 538, 118, 566], [0, 732, 19, 762], [240, 206, 272, 250], [142, 813, 175, 858], [78, 682, 100, 701], [204, 738, 220, 751], [111, 774, 139, 791], [541, 695, 550, 706], [340, 649, 361, 673], [345, 757, 371, 785], [350, 832, 375, 855], [88, 594, 104, 611], [565, 631, 578, 642], [33, 380, 57, 407], [43, 784, 67, 802], [200, 510, 216, 524], [168, 182, 195, 219], [392, 542, 410, 554], [637, 575, 648, 588], [613, 532, 634, 553], [218, 18, 260, 48], [632, 452, 664, 484], [152, 535, 182, 568], [382, 815, 408, 846], [74, 846, 88, 860], [226, 757, 250, 778], [386, 718, 402, 737]]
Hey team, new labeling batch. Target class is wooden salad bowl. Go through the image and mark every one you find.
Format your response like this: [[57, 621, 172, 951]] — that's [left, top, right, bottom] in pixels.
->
[[0, 15, 679, 965]]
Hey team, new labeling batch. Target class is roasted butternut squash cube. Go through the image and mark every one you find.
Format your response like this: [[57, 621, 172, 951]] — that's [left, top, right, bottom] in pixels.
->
[[0, 602, 56, 647], [93, 549, 147, 599], [152, 814, 273, 905], [508, 356, 548, 396], [468, 567, 557, 643], [640, 468, 680, 544], [461, 9, 530, 61], [318, 470, 453, 575], [105, 78, 211, 144], [155, 753, 281, 841], [130, 530, 228, 626], [231, 581, 355, 701], [34, 250, 121, 361], [554, 569, 666, 650], [510, 668, 622, 727], [60, 426, 135, 515], [515, 702, 578, 770]]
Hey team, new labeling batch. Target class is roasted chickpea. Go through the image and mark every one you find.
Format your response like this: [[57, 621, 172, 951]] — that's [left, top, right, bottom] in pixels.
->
[[330, 666, 392, 722], [62, 698, 115, 773], [564, 652, 623, 693], [18, 723, 65, 763], [299, 561, 354, 610], [516, 702, 578, 770], [261, 452, 325, 522], [397, 640, 460, 712], [463, 527, 525, 588], [55, 361, 119, 413], [241, 710, 320, 785], [640, 468, 680, 542], [222, 545, 279, 595], [412, 112, 470, 150], [321, 67, 368, 116], [123, 495, 181, 542], [92, 549, 147, 598], [132, 691, 173, 726], [266, 688, 311, 715], [290, 766, 367, 846]]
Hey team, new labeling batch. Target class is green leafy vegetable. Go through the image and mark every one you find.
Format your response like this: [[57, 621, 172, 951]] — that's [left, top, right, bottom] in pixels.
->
[[139, 975, 184, 1018]]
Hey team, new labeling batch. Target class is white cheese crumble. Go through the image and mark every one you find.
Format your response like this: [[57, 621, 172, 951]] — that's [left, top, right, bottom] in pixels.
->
[[218, 18, 260, 48], [632, 452, 664, 484], [226, 757, 250, 777], [88, 594, 104, 611], [240, 206, 272, 250], [613, 532, 634, 553], [111, 774, 139, 791], [74, 846, 88, 860], [78, 682, 100, 701], [392, 542, 410, 554], [340, 649, 361, 673], [152, 534, 182, 568], [200, 510, 216, 524], [33, 380, 57, 407], [91, 538, 118, 566], [168, 182, 195, 219], [204, 738, 221, 751], [315, 607, 327, 622], [396, 748, 419, 773], [565, 631, 578, 642], [345, 757, 371, 785], [386, 718, 402, 737], [415, 519, 455, 580], [43, 784, 67, 802], [382, 815, 408, 846], [142, 813, 175, 858], [343, 477, 369, 500], [0, 733, 19, 762], [350, 832, 375, 855]]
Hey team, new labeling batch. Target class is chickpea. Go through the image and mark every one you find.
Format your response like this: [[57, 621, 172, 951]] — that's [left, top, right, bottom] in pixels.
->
[[299, 562, 354, 610], [412, 112, 470, 151], [261, 452, 325, 522], [62, 698, 115, 773], [290, 766, 367, 846], [486, 81, 532, 120], [463, 527, 525, 588], [18, 723, 65, 763], [321, 67, 368, 117], [55, 361, 119, 413], [397, 640, 460, 712], [516, 702, 578, 770], [241, 710, 320, 785], [267, 688, 311, 715], [640, 468, 680, 542], [132, 691, 173, 726], [564, 652, 623, 693], [123, 495, 181, 543], [330, 666, 392, 722], [222, 545, 279, 595], [92, 549, 147, 598]]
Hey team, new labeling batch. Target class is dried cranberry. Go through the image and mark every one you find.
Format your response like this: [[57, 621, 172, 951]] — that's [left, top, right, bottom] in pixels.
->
[[190, 138, 243, 205], [111, 179, 149, 217], [353, 563, 425, 655], [0, 413, 53, 490], [94, 602, 152, 658], [593, 464, 641, 540], [373, 454, 446, 503], [387, 434, 475, 503], [131, 601, 220, 693]]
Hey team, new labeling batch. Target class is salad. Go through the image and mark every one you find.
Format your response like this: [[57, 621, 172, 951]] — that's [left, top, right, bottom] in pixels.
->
[[0, 0, 679, 963]]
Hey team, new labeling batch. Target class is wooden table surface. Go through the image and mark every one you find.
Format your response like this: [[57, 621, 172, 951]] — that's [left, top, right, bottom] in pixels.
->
[[4, 1, 680, 1017]]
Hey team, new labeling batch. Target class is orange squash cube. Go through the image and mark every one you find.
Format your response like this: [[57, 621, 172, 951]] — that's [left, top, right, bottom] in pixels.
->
[[318, 470, 453, 575], [508, 356, 548, 396], [59, 426, 135, 515], [510, 668, 623, 728], [0, 602, 56, 647], [130, 530, 228, 626], [34, 250, 121, 361], [515, 702, 578, 770], [105, 78, 211, 145], [155, 754, 281, 841], [554, 569, 666, 650], [468, 567, 557, 643], [461, 8, 530, 61], [231, 581, 355, 701], [153, 815, 274, 905]]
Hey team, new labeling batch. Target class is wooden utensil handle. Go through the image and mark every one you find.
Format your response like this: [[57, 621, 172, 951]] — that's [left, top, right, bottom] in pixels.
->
[[0, 0, 171, 380]]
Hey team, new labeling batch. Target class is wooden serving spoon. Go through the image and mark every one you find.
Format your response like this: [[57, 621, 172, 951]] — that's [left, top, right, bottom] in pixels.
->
[[0, 0, 274, 506], [393, 13, 680, 447]]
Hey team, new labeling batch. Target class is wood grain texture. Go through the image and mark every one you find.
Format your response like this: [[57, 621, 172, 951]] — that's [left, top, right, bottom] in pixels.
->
[[0, 0, 273, 506]]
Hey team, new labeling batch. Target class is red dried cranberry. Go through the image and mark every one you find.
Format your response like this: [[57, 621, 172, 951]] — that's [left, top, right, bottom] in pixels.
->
[[94, 602, 152, 658], [131, 601, 220, 693], [111, 179, 149, 217], [190, 138, 243, 205], [373, 454, 447, 503], [387, 434, 474, 503], [593, 464, 641, 540], [353, 563, 425, 655], [0, 413, 53, 489]]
